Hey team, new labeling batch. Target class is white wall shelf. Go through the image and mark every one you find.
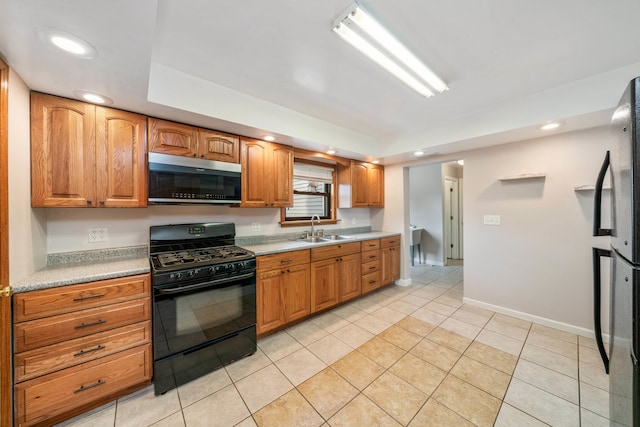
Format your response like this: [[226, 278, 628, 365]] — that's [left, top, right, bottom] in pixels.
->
[[574, 185, 611, 192], [498, 173, 546, 181]]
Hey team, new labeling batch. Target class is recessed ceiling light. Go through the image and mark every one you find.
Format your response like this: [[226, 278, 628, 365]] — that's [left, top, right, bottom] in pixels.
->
[[264, 135, 275, 141], [457, 159, 464, 166], [372, 160, 380, 164], [73, 90, 113, 105], [540, 122, 561, 131], [326, 149, 336, 155], [36, 27, 98, 58], [414, 151, 424, 157]]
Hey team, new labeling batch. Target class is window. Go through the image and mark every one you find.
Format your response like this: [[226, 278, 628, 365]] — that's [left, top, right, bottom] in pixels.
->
[[282, 160, 336, 223]]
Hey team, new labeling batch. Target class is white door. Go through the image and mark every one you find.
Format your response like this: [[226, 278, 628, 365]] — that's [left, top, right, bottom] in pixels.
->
[[459, 178, 464, 259], [444, 177, 460, 259]]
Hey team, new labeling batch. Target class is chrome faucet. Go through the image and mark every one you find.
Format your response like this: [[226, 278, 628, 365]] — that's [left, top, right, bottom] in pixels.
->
[[310, 214, 320, 237]]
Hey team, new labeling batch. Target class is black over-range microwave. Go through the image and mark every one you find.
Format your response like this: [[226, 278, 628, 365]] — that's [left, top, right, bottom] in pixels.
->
[[148, 152, 242, 204]]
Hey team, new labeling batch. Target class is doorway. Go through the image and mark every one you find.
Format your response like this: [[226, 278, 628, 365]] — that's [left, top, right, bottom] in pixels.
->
[[444, 176, 463, 261], [408, 161, 464, 267]]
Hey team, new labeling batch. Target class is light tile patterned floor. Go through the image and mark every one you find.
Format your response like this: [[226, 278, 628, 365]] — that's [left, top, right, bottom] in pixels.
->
[[56, 263, 611, 427]]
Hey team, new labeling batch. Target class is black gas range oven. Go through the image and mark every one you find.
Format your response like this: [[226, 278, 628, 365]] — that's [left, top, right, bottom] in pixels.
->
[[149, 222, 256, 395]]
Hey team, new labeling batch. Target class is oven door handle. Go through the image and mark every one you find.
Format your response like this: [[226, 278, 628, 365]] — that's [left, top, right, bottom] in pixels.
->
[[157, 271, 256, 295]]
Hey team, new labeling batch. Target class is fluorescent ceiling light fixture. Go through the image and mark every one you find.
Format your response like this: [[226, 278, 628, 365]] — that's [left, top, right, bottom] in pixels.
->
[[74, 90, 112, 105], [36, 27, 98, 58], [333, 3, 448, 97]]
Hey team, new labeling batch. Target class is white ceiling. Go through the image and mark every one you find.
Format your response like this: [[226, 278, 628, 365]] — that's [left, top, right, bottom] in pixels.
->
[[2, 0, 640, 164]]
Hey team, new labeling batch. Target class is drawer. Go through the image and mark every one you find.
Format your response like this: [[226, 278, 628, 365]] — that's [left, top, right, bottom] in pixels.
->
[[362, 272, 381, 294], [14, 274, 150, 322], [311, 241, 360, 262], [361, 239, 380, 251], [362, 260, 380, 275], [15, 343, 152, 427], [361, 249, 380, 263], [257, 249, 310, 271], [381, 236, 401, 248], [14, 298, 151, 353], [15, 320, 151, 382]]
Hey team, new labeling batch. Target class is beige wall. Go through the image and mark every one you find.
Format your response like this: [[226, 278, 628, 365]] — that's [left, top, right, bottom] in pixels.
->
[[462, 126, 612, 334], [8, 69, 46, 283], [383, 125, 612, 336]]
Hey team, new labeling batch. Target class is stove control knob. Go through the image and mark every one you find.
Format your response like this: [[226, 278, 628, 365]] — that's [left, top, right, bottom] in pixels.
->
[[208, 266, 216, 274], [175, 272, 183, 280], [187, 270, 195, 278]]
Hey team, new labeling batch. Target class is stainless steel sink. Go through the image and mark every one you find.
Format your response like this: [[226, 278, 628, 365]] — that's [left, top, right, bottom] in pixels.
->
[[298, 235, 353, 243], [321, 235, 353, 241]]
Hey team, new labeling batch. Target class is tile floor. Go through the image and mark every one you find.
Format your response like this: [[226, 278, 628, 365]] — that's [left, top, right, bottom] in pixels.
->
[[56, 262, 611, 427]]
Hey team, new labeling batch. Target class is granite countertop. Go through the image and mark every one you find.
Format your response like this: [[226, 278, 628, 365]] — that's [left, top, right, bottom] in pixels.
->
[[241, 231, 400, 256], [11, 246, 150, 294], [11, 231, 401, 293]]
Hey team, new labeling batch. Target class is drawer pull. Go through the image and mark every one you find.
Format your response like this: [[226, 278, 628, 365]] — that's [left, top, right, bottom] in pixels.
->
[[369, 255, 376, 259], [369, 280, 377, 284], [369, 266, 376, 270], [74, 319, 106, 329], [280, 259, 292, 263], [73, 344, 106, 357], [74, 379, 106, 393], [73, 293, 106, 302]]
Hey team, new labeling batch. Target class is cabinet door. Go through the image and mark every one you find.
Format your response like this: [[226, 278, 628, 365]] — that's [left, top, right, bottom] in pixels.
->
[[31, 93, 96, 207], [381, 246, 401, 285], [390, 245, 401, 281], [148, 118, 198, 157], [240, 138, 269, 207], [269, 143, 293, 207], [351, 162, 370, 207], [368, 164, 385, 207], [283, 264, 310, 322], [256, 270, 285, 335], [198, 129, 239, 163], [96, 108, 147, 207], [338, 253, 361, 302], [310, 259, 338, 313]]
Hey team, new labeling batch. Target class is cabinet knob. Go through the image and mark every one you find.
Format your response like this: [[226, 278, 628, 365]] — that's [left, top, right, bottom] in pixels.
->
[[193, 153, 197, 157], [86, 200, 92, 205], [99, 200, 105, 205]]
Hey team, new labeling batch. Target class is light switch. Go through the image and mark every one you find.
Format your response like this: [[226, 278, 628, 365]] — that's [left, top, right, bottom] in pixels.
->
[[483, 215, 501, 226]]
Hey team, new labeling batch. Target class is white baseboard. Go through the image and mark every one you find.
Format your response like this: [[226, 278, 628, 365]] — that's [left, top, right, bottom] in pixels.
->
[[463, 297, 610, 343], [395, 278, 412, 287]]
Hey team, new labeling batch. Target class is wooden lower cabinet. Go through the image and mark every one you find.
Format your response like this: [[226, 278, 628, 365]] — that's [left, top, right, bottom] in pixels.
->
[[256, 250, 310, 335], [15, 344, 152, 427], [381, 236, 401, 285], [361, 239, 381, 294], [257, 237, 399, 334], [310, 258, 339, 313], [311, 246, 361, 313], [12, 274, 152, 426]]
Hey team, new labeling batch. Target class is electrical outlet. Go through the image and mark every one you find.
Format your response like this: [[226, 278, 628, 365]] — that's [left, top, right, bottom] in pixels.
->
[[483, 215, 501, 226], [88, 227, 109, 243], [251, 222, 261, 232]]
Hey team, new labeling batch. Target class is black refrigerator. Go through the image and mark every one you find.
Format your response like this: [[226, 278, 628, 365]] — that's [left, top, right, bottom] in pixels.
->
[[594, 76, 640, 427]]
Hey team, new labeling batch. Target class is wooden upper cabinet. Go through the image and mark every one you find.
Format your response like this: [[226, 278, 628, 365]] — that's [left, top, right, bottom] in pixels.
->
[[240, 138, 293, 207], [198, 129, 239, 163], [148, 118, 240, 163], [31, 93, 147, 208], [270, 143, 294, 206], [31, 93, 97, 207], [96, 108, 147, 207], [337, 160, 384, 208], [148, 118, 198, 157]]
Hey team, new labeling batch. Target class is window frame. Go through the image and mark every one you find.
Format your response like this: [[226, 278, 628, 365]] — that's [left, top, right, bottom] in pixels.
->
[[280, 158, 338, 227]]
